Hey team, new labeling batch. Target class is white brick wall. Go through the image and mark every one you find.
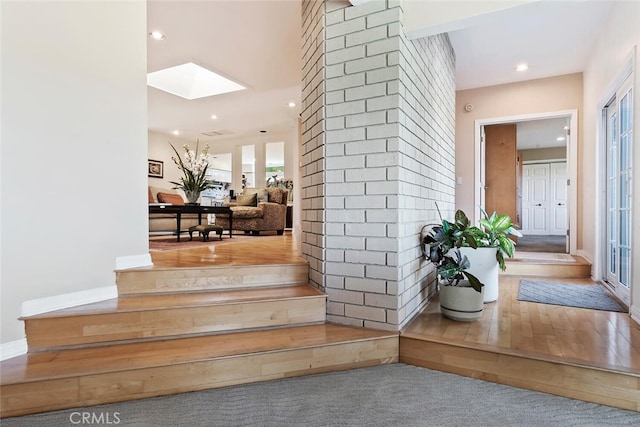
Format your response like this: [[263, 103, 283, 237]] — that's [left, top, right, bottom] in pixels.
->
[[301, 0, 455, 330], [301, 0, 328, 291]]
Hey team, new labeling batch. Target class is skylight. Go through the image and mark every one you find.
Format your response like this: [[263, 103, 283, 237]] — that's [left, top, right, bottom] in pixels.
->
[[147, 62, 245, 100]]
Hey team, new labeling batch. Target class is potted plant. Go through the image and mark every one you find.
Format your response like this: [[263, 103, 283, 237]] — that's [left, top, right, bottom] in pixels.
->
[[458, 208, 522, 302], [422, 220, 485, 322]]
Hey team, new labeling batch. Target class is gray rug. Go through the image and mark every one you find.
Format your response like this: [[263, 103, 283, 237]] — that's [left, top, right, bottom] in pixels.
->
[[516, 234, 566, 253], [518, 280, 626, 312], [2, 364, 639, 426]]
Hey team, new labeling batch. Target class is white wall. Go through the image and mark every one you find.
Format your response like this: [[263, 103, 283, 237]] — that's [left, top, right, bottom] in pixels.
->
[[1, 2, 148, 346], [455, 74, 583, 232], [582, 1, 640, 319]]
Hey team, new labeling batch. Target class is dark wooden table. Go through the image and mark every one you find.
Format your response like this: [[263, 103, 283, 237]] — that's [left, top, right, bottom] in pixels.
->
[[149, 205, 233, 241]]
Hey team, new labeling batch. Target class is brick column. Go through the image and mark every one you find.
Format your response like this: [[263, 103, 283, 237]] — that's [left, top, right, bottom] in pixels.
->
[[301, 0, 456, 331]]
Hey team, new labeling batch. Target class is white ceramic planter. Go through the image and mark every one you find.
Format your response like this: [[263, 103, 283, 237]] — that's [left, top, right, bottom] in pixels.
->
[[439, 283, 484, 322], [458, 246, 499, 303]]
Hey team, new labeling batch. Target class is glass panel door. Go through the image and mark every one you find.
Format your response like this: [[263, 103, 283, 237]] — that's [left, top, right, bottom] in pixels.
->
[[604, 81, 633, 304]]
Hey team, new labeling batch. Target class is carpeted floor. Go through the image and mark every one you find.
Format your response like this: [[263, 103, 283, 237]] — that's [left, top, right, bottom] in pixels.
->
[[516, 234, 566, 253], [518, 280, 626, 312], [2, 364, 639, 426]]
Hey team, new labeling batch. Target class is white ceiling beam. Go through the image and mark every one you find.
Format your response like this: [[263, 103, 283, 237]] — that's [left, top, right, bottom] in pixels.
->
[[404, 0, 539, 39]]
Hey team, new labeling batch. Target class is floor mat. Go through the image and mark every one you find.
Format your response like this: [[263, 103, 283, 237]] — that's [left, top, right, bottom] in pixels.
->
[[518, 280, 626, 312]]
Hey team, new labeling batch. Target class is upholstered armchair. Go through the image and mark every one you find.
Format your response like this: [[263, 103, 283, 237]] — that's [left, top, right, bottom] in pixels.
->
[[214, 187, 288, 235]]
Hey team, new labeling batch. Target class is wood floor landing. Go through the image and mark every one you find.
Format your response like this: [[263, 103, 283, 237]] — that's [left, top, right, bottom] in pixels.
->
[[400, 275, 640, 411]]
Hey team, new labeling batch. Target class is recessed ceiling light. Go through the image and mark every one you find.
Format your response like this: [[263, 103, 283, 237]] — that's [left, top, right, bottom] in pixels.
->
[[515, 63, 529, 72], [172, 130, 181, 136], [288, 102, 296, 108], [556, 137, 565, 141], [147, 62, 246, 100], [210, 114, 218, 120], [148, 31, 165, 41]]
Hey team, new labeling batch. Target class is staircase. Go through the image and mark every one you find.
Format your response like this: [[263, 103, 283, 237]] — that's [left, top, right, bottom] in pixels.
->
[[1, 259, 398, 418]]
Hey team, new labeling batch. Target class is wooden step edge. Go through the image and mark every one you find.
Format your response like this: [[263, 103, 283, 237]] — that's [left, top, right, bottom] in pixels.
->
[[116, 260, 309, 273], [2, 325, 399, 385], [24, 320, 329, 355], [20, 286, 326, 319], [1, 333, 399, 418], [399, 333, 640, 377], [399, 336, 640, 412]]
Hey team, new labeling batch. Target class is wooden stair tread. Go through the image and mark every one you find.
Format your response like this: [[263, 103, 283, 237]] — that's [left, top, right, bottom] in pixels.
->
[[1, 324, 397, 385], [122, 260, 309, 272], [506, 255, 590, 265], [115, 263, 310, 295], [22, 285, 325, 319]]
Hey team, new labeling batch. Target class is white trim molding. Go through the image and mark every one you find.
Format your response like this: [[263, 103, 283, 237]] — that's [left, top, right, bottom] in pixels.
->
[[631, 306, 640, 326], [115, 253, 153, 270], [0, 339, 28, 361], [474, 109, 579, 256], [21, 285, 118, 317]]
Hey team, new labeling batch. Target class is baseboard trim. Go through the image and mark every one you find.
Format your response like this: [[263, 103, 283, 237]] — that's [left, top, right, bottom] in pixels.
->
[[630, 305, 640, 326], [575, 249, 593, 264], [21, 285, 118, 318], [116, 253, 153, 270], [0, 339, 28, 361]]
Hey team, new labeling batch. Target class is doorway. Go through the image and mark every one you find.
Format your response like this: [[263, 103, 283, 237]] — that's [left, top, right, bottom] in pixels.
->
[[475, 110, 578, 254]]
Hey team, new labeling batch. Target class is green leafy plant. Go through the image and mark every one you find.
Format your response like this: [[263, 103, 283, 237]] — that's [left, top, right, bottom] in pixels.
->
[[477, 208, 523, 271], [421, 215, 484, 293], [437, 249, 484, 292]]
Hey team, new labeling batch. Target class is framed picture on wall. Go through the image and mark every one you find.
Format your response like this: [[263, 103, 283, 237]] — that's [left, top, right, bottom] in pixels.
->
[[148, 159, 163, 178]]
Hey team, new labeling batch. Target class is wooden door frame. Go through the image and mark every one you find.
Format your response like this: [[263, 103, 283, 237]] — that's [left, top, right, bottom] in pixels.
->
[[474, 110, 578, 255]]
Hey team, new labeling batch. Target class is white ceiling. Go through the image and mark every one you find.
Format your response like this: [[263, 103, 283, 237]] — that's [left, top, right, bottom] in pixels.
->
[[147, 0, 302, 144], [516, 117, 569, 150], [448, 0, 615, 90], [147, 1, 616, 144]]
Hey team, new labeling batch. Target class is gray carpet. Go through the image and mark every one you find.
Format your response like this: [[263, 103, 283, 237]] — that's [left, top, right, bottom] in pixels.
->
[[516, 234, 567, 253], [2, 364, 639, 426], [518, 280, 626, 312]]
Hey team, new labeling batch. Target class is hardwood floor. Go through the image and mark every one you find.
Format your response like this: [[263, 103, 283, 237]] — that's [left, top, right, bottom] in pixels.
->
[[401, 274, 640, 411], [144, 236, 640, 410], [402, 276, 640, 372], [149, 233, 303, 268], [1, 231, 399, 418], [4, 233, 639, 415]]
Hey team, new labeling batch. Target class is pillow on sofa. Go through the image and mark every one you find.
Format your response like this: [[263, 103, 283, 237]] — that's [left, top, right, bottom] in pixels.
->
[[148, 187, 155, 203], [266, 187, 286, 204], [243, 188, 268, 203], [237, 193, 258, 207], [157, 192, 185, 205]]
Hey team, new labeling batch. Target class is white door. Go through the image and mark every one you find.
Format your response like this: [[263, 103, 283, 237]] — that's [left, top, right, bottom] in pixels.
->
[[522, 164, 549, 234], [550, 163, 568, 235]]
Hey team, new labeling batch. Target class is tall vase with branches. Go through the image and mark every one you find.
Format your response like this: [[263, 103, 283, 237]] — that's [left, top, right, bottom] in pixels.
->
[[169, 141, 213, 204]]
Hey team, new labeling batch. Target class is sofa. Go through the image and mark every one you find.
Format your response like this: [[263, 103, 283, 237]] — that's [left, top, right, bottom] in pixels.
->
[[214, 187, 288, 235], [148, 186, 200, 233]]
